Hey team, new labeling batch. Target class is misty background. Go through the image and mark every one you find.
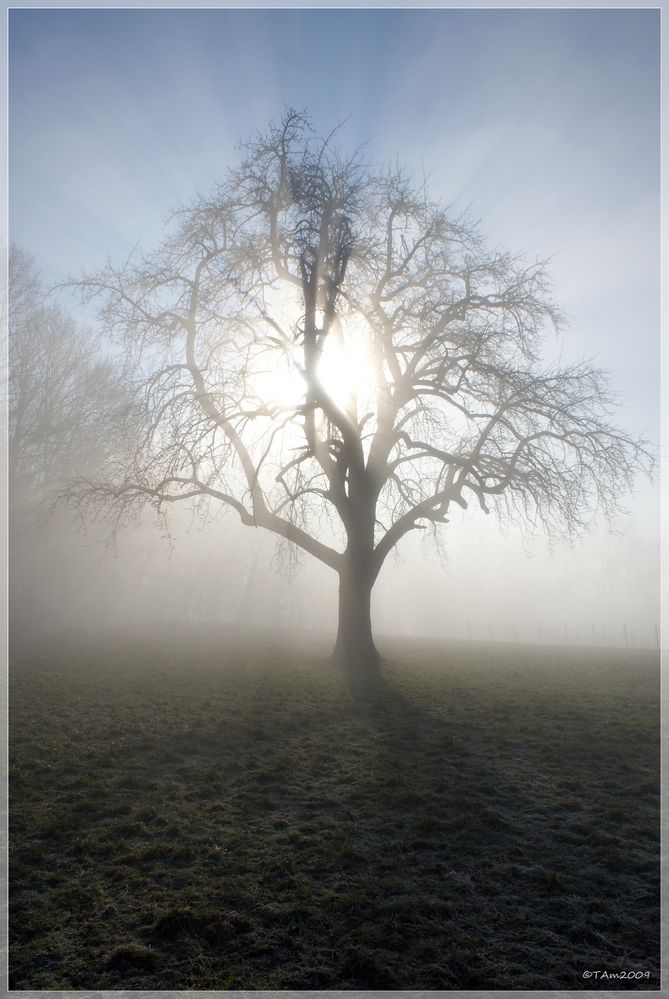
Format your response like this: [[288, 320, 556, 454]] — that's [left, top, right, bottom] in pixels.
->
[[8, 8, 660, 654]]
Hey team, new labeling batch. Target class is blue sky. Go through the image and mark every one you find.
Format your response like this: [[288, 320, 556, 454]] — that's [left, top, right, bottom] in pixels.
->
[[9, 7, 660, 439]]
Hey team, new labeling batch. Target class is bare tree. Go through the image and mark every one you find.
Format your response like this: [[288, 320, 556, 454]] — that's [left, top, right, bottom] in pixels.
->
[[67, 111, 652, 677], [9, 247, 127, 643], [9, 247, 124, 505]]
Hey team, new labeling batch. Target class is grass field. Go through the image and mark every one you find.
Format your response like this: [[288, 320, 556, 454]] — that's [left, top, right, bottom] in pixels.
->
[[9, 631, 660, 990]]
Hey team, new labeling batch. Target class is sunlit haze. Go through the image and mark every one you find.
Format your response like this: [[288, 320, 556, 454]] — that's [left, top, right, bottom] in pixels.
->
[[8, 7, 660, 650]]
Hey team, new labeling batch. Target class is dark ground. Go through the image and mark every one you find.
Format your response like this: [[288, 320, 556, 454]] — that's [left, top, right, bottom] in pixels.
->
[[9, 632, 660, 990]]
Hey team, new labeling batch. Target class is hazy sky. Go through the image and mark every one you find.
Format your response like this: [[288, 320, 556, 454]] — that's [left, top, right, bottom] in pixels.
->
[[9, 7, 660, 434], [7, 7, 661, 645]]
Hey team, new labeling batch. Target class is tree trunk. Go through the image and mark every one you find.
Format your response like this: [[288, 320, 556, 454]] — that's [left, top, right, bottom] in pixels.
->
[[332, 557, 380, 677]]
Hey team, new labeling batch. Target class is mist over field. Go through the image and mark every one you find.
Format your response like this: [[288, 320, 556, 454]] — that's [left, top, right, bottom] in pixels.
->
[[7, 6, 661, 993], [10, 501, 660, 658]]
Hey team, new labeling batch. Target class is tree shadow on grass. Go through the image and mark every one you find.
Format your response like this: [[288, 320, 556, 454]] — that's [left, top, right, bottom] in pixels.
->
[[9, 641, 660, 991], [328, 649, 660, 990]]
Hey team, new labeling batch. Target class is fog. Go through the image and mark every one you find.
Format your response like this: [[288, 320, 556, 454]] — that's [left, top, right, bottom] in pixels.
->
[[8, 249, 658, 660], [10, 490, 659, 659]]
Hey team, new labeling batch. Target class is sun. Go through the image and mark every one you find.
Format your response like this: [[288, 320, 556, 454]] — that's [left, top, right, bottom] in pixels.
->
[[248, 285, 380, 419], [317, 315, 380, 417]]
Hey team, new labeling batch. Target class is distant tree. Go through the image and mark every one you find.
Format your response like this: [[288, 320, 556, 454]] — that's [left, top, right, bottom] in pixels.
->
[[9, 247, 124, 506], [8, 247, 126, 639], [67, 111, 652, 679]]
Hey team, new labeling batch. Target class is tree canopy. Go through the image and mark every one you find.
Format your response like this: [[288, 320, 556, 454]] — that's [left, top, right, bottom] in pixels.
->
[[8, 246, 129, 647], [67, 110, 652, 673], [9, 246, 124, 512]]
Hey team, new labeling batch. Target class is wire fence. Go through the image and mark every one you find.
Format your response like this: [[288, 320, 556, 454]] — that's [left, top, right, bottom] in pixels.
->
[[465, 619, 661, 650]]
